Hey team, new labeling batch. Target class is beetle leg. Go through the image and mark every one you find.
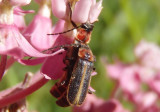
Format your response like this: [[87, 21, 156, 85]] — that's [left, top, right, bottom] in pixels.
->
[[56, 93, 70, 107], [88, 89, 94, 94], [63, 66, 68, 71], [65, 57, 75, 61]]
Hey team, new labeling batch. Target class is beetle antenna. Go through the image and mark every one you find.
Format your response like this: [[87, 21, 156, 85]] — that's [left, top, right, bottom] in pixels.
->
[[47, 2, 80, 36], [47, 25, 80, 35]]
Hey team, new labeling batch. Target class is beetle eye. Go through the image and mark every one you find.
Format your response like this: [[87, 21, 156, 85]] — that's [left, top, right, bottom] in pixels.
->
[[81, 24, 88, 29], [81, 23, 94, 32]]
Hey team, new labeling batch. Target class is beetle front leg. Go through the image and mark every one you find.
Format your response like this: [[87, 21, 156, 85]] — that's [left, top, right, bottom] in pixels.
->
[[88, 88, 95, 94]]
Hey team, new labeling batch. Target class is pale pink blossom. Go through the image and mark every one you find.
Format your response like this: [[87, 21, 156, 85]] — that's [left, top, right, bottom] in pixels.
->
[[119, 65, 141, 94], [89, 0, 103, 23], [51, 0, 67, 19], [107, 62, 126, 80], [133, 92, 158, 109], [106, 40, 160, 111], [135, 40, 160, 70], [72, 0, 103, 23], [107, 63, 141, 94]]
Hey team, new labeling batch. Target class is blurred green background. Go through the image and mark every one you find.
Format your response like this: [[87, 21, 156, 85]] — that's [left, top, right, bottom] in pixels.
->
[[1, 0, 160, 111]]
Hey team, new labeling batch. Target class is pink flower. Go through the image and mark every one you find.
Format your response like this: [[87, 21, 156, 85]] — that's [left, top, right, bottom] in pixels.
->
[[52, 0, 103, 23], [0, 0, 60, 59], [23, 0, 55, 51], [128, 91, 160, 112], [133, 92, 158, 109], [106, 62, 126, 80], [20, 20, 73, 79], [73, 94, 129, 112], [148, 74, 160, 96], [135, 40, 160, 71], [106, 40, 160, 111], [107, 63, 141, 94], [14, 7, 34, 32], [0, 24, 61, 59]]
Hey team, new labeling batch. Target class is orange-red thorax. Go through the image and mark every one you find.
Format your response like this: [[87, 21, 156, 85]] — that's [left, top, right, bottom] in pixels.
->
[[75, 28, 91, 44], [78, 47, 94, 62]]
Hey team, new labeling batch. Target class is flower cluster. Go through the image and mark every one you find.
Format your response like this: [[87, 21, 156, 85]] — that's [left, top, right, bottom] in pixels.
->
[[0, 0, 105, 111], [106, 40, 160, 111]]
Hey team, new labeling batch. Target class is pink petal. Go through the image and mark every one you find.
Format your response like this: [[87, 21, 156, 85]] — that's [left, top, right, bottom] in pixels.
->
[[95, 99, 130, 112], [149, 80, 160, 95], [91, 71, 97, 76], [138, 66, 155, 83], [89, 0, 103, 23], [120, 66, 141, 94], [135, 40, 160, 70], [41, 52, 66, 80], [88, 86, 96, 93], [18, 58, 45, 65], [141, 106, 160, 112], [10, 0, 31, 6], [136, 92, 158, 108], [106, 63, 125, 80], [14, 12, 26, 32], [51, 0, 67, 19], [72, 0, 92, 23], [0, 24, 25, 58], [23, 14, 54, 51], [14, 7, 34, 15], [73, 95, 129, 112], [0, 24, 63, 58], [15, 29, 65, 58], [50, 19, 65, 38], [41, 35, 73, 79]]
